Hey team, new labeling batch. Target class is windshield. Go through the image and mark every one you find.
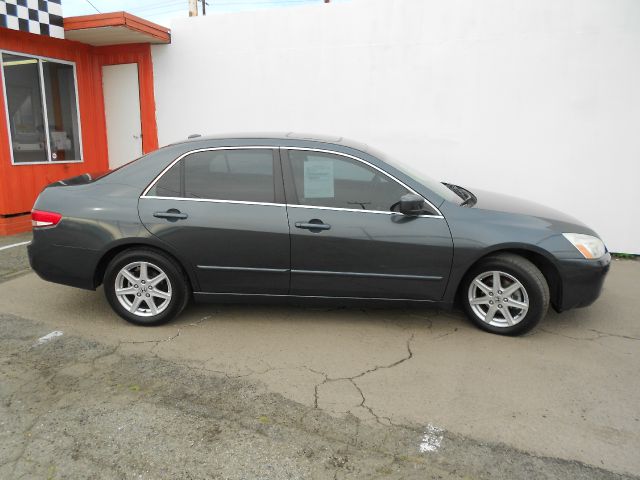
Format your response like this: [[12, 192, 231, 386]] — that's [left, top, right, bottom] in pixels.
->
[[370, 148, 463, 204]]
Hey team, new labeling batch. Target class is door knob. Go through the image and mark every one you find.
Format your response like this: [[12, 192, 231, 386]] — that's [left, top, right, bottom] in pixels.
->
[[295, 219, 331, 232], [153, 209, 188, 221]]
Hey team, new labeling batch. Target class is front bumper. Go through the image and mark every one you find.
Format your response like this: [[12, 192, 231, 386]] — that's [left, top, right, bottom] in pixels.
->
[[555, 252, 611, 311]]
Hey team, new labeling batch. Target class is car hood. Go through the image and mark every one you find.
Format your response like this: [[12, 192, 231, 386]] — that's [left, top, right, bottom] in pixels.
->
[[469, 188, 595, 233]]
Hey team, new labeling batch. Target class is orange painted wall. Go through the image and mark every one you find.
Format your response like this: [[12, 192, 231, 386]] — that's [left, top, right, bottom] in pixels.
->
[[0, 28, 159, 219]]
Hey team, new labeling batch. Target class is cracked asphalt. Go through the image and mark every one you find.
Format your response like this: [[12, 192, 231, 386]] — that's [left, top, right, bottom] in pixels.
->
[[1, 235, 639, 479]]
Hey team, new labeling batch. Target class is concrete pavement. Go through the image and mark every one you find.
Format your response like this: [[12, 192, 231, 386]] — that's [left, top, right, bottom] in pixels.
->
[[0, 238, 638, 477], [0, 232, 31, 281]]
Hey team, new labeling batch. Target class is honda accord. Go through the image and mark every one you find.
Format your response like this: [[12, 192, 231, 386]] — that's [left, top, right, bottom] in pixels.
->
[[28, 134, 610, 335]]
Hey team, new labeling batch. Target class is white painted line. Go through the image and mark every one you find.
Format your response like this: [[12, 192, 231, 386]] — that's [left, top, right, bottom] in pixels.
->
[[419, 424, 444, 453], [0, 241, 30, 252], [35, 331, 64, 346]]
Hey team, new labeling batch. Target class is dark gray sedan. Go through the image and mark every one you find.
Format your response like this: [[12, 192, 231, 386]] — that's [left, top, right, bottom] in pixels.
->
[[28, 134, 610, 335]]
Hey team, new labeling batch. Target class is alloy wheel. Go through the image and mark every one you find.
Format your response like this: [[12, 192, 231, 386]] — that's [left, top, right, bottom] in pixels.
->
[[114, 261, 172, 317], [467, 270, 529, 328]]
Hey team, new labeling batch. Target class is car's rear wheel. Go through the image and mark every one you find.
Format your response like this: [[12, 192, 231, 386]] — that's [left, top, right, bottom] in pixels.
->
[[461, 253, 549, 335], [104, 248, 190, 326]]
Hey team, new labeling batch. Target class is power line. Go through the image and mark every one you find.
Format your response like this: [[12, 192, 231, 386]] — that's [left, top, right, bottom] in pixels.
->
[[131, 7, 186, 17], [132, 0, 184, 11], [126, 0, 330, 22], [191, 0, 319, 8], [131, 2, 185, 15], [84, 0, 101, 13], [128, 1, 180, 10]]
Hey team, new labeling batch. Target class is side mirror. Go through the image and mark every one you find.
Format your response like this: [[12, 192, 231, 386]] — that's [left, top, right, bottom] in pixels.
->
[[398, 193, 425, 216]]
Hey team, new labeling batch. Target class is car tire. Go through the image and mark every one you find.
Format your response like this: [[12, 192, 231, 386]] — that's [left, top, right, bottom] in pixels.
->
[[461, 253, 549, 336], [103, 248, 190, 326]]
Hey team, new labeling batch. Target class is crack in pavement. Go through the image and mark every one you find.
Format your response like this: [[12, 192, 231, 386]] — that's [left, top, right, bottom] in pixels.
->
[[3, 313, 638, 479], [307, 333, 415, 424], [4, 411, 45, 475], [111, 310, 319, 383], [587, 329, 640, 341], [198, 363, 284, 380], [541, 328, 640, 343], [114, 315, 212, 356], [349, 378, 394, 427]]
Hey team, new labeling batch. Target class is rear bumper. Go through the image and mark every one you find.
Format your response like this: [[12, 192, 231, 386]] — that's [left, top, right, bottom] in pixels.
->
[[28, 236, 99, 290], [556, 253, 611, 311]]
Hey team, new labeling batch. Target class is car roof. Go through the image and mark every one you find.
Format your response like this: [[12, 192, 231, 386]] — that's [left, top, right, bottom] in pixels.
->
[[172, 132, 371, 152]]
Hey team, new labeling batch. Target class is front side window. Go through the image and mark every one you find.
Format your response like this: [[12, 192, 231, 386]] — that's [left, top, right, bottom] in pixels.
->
[[2, 52, 82, 164], [149, 149, 276, 203], [288, 150, 411, 212]]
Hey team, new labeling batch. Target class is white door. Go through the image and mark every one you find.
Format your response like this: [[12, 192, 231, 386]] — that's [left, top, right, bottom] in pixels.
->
[[102, 63, 143, 169]]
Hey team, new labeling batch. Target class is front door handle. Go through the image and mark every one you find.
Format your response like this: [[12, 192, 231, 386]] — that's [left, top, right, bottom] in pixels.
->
[[295, 220, 331, 231], [153, 209, 188, 221]]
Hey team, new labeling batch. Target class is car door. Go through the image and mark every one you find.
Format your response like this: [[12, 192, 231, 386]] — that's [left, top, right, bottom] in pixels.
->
[[282, 148, 453, 300], [138, 147, 290, 294]]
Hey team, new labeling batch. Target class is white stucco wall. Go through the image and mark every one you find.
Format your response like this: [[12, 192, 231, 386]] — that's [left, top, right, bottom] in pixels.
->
[[151, 0, 640, 253]]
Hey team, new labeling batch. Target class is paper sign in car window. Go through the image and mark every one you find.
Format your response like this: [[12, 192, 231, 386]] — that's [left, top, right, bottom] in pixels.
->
[[304, 157, 334, 198]]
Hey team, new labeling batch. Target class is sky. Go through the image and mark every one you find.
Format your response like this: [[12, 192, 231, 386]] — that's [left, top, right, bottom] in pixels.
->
[[62, 0, 349, 27]]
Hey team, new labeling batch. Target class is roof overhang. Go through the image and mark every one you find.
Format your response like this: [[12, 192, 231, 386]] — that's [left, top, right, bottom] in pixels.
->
[[63, 12, 170, 46]]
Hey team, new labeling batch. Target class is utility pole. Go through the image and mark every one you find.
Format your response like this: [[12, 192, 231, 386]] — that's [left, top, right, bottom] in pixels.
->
[[189, 0, 198, 16]]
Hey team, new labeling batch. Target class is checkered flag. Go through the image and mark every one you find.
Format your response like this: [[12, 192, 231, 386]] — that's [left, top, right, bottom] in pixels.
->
[[0, 0, 64, 39]]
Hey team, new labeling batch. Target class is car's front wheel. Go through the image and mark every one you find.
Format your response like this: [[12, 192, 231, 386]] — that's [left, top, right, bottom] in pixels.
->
[[461, 253, 549, 335], [104, 248, 190, 326]]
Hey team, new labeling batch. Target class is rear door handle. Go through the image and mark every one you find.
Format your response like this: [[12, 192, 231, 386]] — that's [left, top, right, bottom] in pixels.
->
[[295, 220, 331, 231], [153, 209, 188, 220]]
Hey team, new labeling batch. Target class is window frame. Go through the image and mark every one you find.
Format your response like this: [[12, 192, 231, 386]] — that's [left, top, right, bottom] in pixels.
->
[[141, 146, 284, 206], [0, 49, 84, 165], [282, 147, 443, 218]]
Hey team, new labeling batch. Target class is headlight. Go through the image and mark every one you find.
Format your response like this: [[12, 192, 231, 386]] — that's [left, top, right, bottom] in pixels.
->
[[562, 233, 606, 259]]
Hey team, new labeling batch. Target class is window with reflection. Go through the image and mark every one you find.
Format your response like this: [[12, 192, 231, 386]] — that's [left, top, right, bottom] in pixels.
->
[[288, 150, 410, 212], [2, 53, 82, 163], [149, 149, 276, 203]]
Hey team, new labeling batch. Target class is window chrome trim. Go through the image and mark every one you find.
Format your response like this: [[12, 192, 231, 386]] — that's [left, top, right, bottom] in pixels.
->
[[1, 49, 84, 165], [141, 196, 284, 208], [284, 147, 444, 218], [141, 145, 445, 219], [140, 195, 442, 218], [286, 203, 440, 218]]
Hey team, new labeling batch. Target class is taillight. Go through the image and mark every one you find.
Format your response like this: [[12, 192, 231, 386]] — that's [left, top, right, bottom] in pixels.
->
[[31, 210, 62, 228]]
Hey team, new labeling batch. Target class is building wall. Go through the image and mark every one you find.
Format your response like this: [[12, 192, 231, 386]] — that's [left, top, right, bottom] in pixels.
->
[[151, 0, 640, 254], [0, 28, 108, 229], [0, 28, 159, 234]]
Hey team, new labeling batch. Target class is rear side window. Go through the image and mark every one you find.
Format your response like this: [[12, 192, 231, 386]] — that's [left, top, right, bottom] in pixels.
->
[[151, 161, 181, 197], [148, 149, 276, 203]]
